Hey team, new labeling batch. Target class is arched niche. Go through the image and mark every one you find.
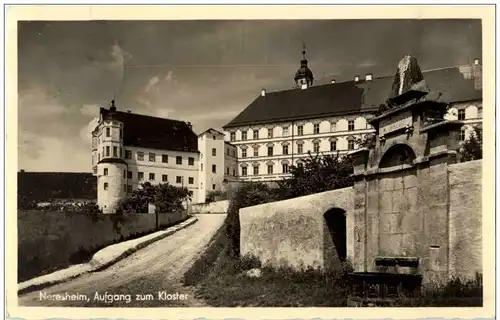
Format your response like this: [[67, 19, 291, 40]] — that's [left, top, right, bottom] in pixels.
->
[[323, 208, 347, 262], [379, 143, 417, 169]]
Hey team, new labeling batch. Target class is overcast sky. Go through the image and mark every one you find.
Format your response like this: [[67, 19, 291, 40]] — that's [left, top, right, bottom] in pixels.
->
[[18, 19, 481, 172]]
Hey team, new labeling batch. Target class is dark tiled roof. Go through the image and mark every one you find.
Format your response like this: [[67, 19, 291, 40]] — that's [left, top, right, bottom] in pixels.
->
[[101, 108, 198, 153], [18, 172, 97, 201], [198, 128, 225, 137], [224, 65, 482, 128]]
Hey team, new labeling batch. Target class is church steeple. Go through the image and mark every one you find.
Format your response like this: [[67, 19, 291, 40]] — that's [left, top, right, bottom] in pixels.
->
[[294, 43, 314, 89]]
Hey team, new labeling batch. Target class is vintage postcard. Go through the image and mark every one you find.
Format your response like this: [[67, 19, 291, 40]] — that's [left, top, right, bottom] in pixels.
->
[[5, 4, 496, 320]]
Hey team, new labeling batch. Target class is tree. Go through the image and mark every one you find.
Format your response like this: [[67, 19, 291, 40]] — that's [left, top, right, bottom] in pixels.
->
[[275, 151, 354, 200], [460, 125, 483, 162], [118, 182, 192, 214]]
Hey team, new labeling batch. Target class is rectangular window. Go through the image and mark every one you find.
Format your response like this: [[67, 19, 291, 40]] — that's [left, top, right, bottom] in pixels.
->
[[232, 168, 236, 176], [176, 156, 182, 165], [283, 126, 289, 137], [162, 174, 168, 182], [458, 109, 466, 120], [213, 135, 216, 140], [119, 128, 122, 139], [212, 148, 216, 156], [123, 170, 126, 178], [231, 150, 236, 157], [212, 184, 216, 190], [188, 157, 194, 165], [268, 128, 273, 138], [201, 163, 203, 171], [330, 141, 337, 151], [242, 149, 247, 158], [313, 142, 320, 153], [212, 165, 216, 173], [124, 184, 127, 192], [189, 177, 194, 184], [297, 125, 304, 136], [125, 150, 132, 159], [282, 164, 289, 173], [267, 146, 273, 156], [106, 146, 110, 157], [313, 124, 320, 134], [162, 154, 168, 163], [226, 167, 230, 174], [127, 171, 132, 179], [148, 153, 155, 162], [331, 122, 336, 132], [253, 166, 259, 175], [106, 128, 110, 137], [241, 131, 247, 141], [138, 172, 144, 180], [297, 144, 303, 154], [253, 147, 259, 157], [149, 173, 155, 181], [230, 132, 236, 141], [283, 145, 289, 155], [459, 129, 466, 141], [348, 120, 355, 131], [176, 176, 182, 184], [242, 167, 247, 176], [113, 146, 118, 157], [348, 140, 355, 150], [104, 182, 108, 190], [253, 129, 259, 140], [127, 185, 132, 193], [267, 164, 273, 174], [137, 152, 144, 161], [103, 168, 108, 176]]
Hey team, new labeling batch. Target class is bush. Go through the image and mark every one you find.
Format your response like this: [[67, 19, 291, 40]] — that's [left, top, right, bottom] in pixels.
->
[[118, 182, 192, 213], [460, 125, 482, 162]]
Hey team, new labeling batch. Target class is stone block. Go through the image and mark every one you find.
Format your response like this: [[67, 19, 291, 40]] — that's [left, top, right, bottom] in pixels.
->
[[400, 208, 423, 233], [379, 233, 403, 256], [417, 165, 430, 181], [379, 175, 394, 191], [428, 246, 448, 272], [403, 173, 418, 188], [400, 233, 420, 256], [426, 204, 448, 244], [392, 189, 404, 213], [353, 181, 366, 194], [394, 174, 404, 190], [379, 191, 393, 213], [427, 184, 449, 205], [367, 178, 378, 192], [379, 213, 398, 234], [354, 194, 365, 210], [366, 191, 379, 213], [404, 187, 418, 212]]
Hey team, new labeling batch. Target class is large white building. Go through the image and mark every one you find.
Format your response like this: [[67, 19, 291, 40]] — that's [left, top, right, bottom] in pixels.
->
[[92, 53, 483, 211], [92, 103, 202, 213]]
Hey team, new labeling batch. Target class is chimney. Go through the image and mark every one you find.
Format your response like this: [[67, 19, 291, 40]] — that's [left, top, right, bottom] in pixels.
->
[[261, 89, 266, 97], [474, 58, 480, 65], [331, 79, 336, 84], [20, 169, 25, 173], [354, 76, 360, 82], [126, 110, 132, 113], [365, 73, 373, 81], [186, 121, 193, 129], [110, 100, 116, 112]]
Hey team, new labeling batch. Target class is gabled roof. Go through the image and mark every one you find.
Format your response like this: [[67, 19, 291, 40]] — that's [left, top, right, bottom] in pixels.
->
[[18, 172, 97, 201], [198, 128, 225, 137], [223, 65, 482, 129], [100, 108, 198, 153]]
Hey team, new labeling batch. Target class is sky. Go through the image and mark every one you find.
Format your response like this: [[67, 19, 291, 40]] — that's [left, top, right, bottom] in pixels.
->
[[18, 19, 482, 172]]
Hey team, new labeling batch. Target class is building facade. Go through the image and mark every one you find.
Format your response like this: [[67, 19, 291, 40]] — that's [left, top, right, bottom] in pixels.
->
[[92, 102, 200, 213], [222, 52, 483, 183]]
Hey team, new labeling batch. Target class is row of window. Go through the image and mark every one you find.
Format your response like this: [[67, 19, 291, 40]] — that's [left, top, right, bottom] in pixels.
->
[[102, 168, 195, 184], [240, 163, 292, 176], [124, 150, 195, 165], [240, 140, 353, 158], [230, 121, 360, 141]]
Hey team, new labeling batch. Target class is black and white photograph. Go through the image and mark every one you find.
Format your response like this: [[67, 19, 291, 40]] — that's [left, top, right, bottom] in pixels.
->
[[6, 4, 495, 318]]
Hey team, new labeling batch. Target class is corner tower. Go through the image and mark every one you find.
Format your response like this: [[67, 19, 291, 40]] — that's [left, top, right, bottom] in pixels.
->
[[96, 100, 127, 213], [294, 43, 314, 89]]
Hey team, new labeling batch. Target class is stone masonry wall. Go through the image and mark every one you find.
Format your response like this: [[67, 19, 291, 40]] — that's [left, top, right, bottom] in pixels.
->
[[239, 187, 354, 271]]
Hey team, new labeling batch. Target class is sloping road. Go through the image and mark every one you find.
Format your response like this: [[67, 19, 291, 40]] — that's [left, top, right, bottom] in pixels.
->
[[17, 214, 226, 307]]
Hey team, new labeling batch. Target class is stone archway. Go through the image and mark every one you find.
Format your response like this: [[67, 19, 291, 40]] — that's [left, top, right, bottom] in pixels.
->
[[323, 208, 347, 270], [379, 143, 417, 169]]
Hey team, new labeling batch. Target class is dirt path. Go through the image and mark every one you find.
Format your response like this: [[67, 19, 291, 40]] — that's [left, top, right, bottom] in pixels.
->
[[17, 214, 226, 307]]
